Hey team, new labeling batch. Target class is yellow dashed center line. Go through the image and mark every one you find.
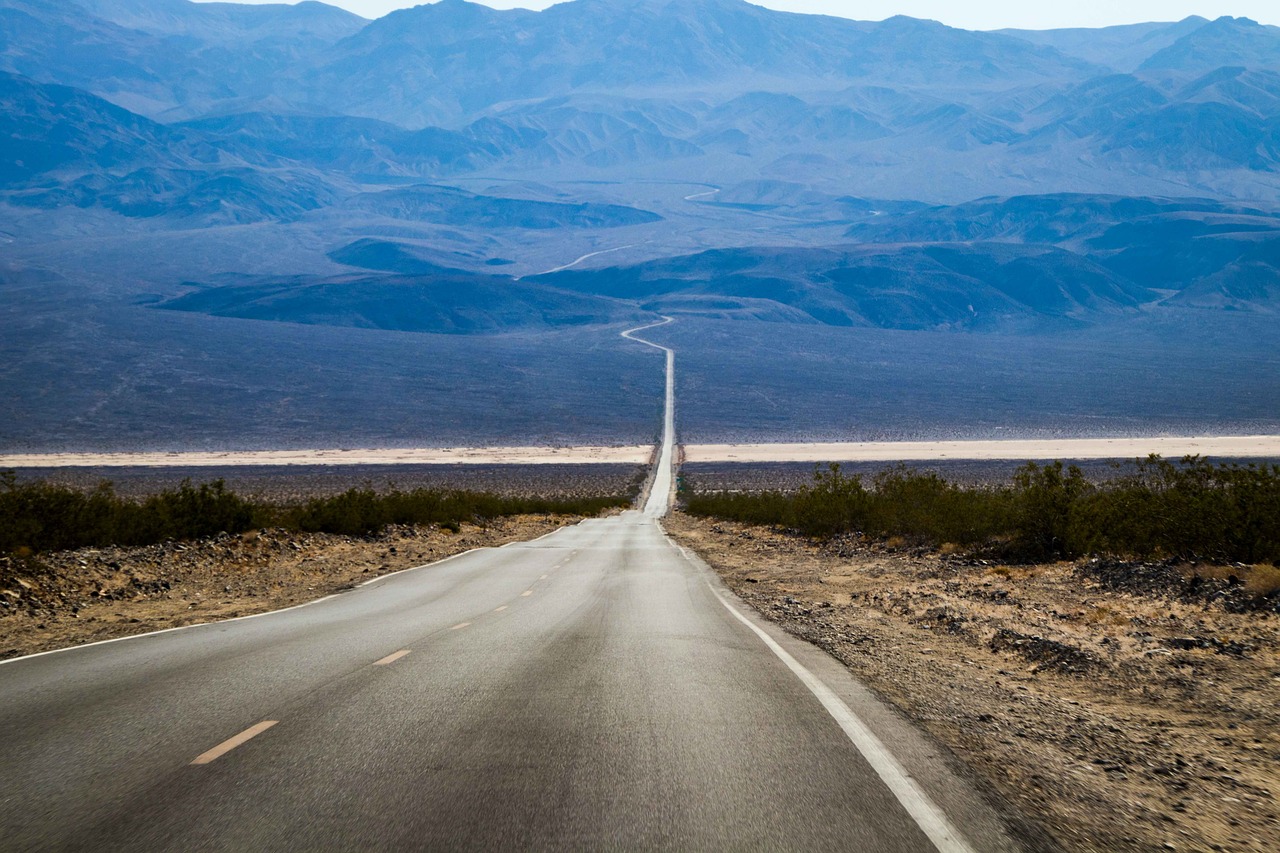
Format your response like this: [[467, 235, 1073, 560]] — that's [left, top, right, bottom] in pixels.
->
[[520, 590, 533, 597], [540, 574, 548, 580], [450, 622, 471, 630], [373, 650, 411, 666], [190, 720, 278, 765], [494, 605, 508, 612]]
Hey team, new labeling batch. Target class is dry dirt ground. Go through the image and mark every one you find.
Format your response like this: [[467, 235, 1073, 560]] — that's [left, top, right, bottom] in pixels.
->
[[0, 515, 583, 660], [664, 512, 1280, 853]]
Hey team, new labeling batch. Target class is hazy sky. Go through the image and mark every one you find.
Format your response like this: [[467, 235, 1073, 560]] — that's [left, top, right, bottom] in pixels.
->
[[210, 0, 1280, 30]]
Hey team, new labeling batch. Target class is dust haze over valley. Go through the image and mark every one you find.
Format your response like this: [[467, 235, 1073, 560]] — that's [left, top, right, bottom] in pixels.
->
[[3, 0, 1280, 450]]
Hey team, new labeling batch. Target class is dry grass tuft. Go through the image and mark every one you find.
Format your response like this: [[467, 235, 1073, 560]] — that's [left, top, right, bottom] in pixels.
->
[[1246, 563, 1280, 597]]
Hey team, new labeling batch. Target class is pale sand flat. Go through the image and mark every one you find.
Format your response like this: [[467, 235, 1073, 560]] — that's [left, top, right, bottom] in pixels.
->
[[0, 446, 653, 468], [6, 436, 1279, 470], [682, 436, 1280, 463]]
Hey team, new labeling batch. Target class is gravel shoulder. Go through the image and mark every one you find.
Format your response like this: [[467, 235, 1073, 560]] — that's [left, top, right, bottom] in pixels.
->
[[0, 515, 586, 660], [664, 512, 1280, 853]]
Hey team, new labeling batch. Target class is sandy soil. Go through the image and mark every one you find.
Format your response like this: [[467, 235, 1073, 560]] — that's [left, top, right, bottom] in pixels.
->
[[0, 515, 585, 660], [664, 512, 1280, 853], [0, 446, 653, 468], [683, 436, 1280, 463], [10, 435, 1278, 471]]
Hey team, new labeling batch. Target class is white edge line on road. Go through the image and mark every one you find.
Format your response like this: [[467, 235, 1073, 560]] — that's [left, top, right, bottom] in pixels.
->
[[190, 720, 278, 765], [499, 524, 571, 548], [3, 520, 592, 667], [631, 314, 969, 850], [710, 582, 975, 853], [671, 540, 975, 853], [1, 544, 508, 668], [357, 547, 486, 587], [0, 593, 340, 667]]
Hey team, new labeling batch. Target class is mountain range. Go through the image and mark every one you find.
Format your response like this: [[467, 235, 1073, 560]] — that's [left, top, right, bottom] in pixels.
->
[[2, 0, 1279, 448], [5, 0, 1280, 198]]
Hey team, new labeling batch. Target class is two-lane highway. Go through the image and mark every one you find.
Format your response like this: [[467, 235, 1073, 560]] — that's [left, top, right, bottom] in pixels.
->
[[0, 322, 1022, 851]]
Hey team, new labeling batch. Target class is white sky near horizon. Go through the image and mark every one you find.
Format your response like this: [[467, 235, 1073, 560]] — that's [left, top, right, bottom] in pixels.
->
[[201, 0, 1280, 30]]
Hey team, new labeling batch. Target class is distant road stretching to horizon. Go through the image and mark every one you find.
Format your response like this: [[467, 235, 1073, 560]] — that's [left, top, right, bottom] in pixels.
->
[[0, 322, 1022, 851]]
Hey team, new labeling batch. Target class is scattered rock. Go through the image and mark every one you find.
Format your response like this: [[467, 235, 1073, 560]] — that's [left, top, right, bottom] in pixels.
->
[[989, 628, 1100, 674]]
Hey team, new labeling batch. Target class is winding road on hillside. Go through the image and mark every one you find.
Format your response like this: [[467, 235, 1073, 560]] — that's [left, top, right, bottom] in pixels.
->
[[0, 321, 1020, 852]]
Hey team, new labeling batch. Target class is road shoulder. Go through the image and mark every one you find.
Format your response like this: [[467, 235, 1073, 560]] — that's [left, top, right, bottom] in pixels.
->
[[661, 519, 1036, 853], [0, 515, 585, 660], [663, 511, 1280, 853]]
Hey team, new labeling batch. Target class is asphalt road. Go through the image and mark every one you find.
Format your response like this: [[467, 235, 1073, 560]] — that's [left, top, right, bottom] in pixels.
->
[[0, 323, 1022, 851]]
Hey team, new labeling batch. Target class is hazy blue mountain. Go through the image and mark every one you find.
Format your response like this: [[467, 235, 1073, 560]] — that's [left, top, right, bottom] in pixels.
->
[[531, 242, 1152, 330], [700, 92, 889, 147], [1098, 101, 1278, 171], [1023, 74, 1168, 138], [0, 0, 363, 119], [7, 0, 1280, 203], [3, 0, 1280, 451], [845, 194, 1280, 245], [8, 166, 341, 225], [1169, 239, 1280, 311], [343, 185, 662, 230], [840, 15, 1099, 85], [159, 272, 647, 334], [308, 0, 1097, 127], [328, 240, 478, 276], [1140, 16, 1280, 76], [4, 2, 1280, 315], [466, 98, 704, 169], [68, 0, 365, 42], [0, 71, 197, 184], [1175, 67, 1280, 115], [0, 0, 178, 112], [154, 238, 1157, 334], [999, 18, 1209, 72], [178, 112, 503, 177], [844, 193, 1280, 300], [0, 71, 349, 225]]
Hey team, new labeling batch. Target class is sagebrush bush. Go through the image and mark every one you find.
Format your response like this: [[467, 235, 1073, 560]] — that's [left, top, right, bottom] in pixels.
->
[[684, 456, 1280, 565], [287, 487, 628, 537], [0, 473, 261, 552], [0, 471, 631, 553]]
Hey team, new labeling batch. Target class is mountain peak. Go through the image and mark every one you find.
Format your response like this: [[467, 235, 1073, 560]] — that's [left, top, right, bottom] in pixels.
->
[[1140, 14, 1280, 74], [1211, 16, 1260, 27]]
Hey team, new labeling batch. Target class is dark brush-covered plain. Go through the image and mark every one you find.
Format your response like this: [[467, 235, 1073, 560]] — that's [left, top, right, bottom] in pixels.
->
[[3, 0, 1280, 450]]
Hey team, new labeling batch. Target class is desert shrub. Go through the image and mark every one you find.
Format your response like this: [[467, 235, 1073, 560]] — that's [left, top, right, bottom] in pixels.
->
[[1071, 456, 1280, 563], [687, 463, 1010, 545], [684, 456, 1280, 564], [126, 480, 259, 544], [790, 463, 871, 537], [684, 464, 868, 535], [1010, 461, 1090, 560], [866, 465, 1010, 546], [287, 487, 628, 537], [0, 473, 260, 552], [0, 474, 116, 552], [0, 471, 630, 552]]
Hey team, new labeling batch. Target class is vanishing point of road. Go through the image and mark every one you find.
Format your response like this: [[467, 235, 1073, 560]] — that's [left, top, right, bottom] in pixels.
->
[[0, 320, 1022, 851]]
